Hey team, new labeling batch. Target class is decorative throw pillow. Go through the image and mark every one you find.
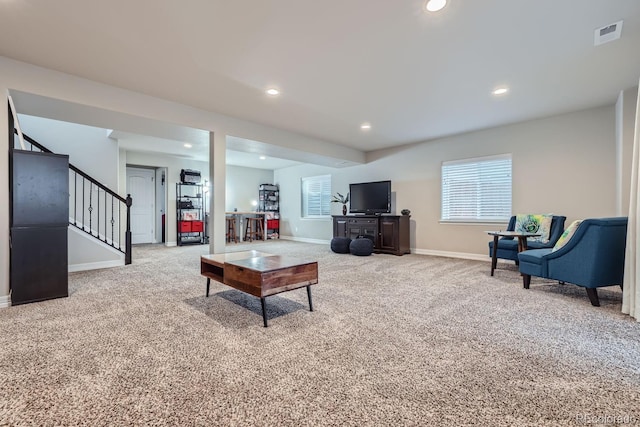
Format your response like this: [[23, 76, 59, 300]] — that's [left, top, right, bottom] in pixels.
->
[[514, 214, 553, 243], [552, 220, 582, 252]]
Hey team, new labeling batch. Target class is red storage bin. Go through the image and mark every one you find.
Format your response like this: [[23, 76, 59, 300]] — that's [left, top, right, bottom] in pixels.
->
[[267, 219, 279, 229], [191, 221, 204, 232], [179, 221, 192, 233]]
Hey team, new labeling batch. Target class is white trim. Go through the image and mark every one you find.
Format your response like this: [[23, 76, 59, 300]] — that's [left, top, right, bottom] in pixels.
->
[[0, 295, 11, 309], [442, 153, 511, 167], [166, 241, 177, 247], [412, 248, 490, 262], [69, 259, 124, 272], [439, 220, 510, 226], [279, 238, 491, 261], [279, 235, 330, 245]]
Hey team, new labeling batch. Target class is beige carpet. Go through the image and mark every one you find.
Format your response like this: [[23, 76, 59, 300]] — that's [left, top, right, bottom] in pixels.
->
[[0, 240, 638, 426]]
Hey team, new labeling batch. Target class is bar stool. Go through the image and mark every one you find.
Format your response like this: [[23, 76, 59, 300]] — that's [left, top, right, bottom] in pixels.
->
[[244, 216, 264, 241], [226, 217, 238, 243]]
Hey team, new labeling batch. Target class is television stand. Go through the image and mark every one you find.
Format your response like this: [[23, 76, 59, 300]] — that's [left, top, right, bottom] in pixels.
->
[[332, 215, 410, 256]]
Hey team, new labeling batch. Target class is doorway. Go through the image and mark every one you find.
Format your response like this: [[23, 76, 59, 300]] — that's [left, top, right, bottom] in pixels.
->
[[127, 167, 156, 244]]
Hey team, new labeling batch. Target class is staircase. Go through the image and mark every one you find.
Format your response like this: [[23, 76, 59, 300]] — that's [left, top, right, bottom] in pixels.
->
[[13, 130, 132, 265]]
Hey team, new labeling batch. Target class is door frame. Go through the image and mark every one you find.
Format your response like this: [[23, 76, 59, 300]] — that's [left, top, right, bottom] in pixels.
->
[[126, 166, 156, 244]]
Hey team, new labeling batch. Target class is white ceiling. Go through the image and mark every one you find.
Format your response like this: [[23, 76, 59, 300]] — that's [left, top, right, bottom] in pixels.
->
[[1, 1, 640, 156], [112, 130, 302, 169]]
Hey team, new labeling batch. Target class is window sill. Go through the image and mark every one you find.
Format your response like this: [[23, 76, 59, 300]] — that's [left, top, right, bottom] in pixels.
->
[[439, 220, 510, 226]]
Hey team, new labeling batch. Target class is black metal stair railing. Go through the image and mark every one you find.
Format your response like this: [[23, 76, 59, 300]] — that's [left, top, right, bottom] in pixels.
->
[[16, 131, 132, 264]]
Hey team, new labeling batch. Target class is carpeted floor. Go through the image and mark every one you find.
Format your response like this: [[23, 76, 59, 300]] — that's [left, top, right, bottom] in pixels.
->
[[0, 240, 638, 426]]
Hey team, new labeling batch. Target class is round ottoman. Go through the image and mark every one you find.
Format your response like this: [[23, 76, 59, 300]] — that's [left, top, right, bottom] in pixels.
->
[[350, 238, 374, 256], [330, 237, 352, 254]]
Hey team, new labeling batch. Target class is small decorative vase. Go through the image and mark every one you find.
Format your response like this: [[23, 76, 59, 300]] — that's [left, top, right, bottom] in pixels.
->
[[342, 205, 347, 215]]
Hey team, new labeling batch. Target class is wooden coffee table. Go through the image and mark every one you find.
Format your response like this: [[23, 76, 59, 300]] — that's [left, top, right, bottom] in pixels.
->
[[200, 250, 318, 327]]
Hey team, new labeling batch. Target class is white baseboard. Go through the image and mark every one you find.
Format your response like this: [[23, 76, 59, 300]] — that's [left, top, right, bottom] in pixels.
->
[[279, 236, 330, 245], [69, 259, 125, 272], [280, 237, 490, 261], [0, 295, 11, 308], [412, 248, 490, 262], [166, 241, 177, 247]]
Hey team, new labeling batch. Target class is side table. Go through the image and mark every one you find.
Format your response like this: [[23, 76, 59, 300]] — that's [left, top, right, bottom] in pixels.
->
[[486, 231, 541, 276]]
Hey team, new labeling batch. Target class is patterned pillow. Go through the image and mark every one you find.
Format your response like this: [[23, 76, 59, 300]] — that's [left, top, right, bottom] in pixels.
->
[[552, 220, 582, 252], [514, 214, 553, 243]]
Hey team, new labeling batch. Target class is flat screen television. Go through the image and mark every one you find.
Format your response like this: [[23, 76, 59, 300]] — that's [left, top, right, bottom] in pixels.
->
[[349, 180, 391, 214]]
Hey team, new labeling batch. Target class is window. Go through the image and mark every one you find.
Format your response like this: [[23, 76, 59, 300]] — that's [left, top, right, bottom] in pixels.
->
[[441, 154, 512, 222], [301, 175, 331, 218]]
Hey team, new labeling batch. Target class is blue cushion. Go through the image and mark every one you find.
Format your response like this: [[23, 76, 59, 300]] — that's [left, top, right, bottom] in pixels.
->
[[330, 237, 351, 254], [350, 238, 374, 256], [518, 248, 552, 278]]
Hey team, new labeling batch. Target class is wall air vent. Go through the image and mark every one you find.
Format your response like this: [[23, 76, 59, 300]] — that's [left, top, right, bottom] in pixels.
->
[[594, 20, 623, 46]]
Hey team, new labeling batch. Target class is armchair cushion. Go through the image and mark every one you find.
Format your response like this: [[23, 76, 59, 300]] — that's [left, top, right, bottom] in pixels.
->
[[514, 213, 553, 243], [552, 219, 582, 252], [518, 248, 552, 278]]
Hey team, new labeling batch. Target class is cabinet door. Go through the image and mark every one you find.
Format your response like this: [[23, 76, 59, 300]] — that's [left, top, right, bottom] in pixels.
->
[[347, 224, 378, 247], [379, 218, 398, 251], [11, 226, 68, 305], [334, 217, 347, 237], [347, 225, 362, 241]]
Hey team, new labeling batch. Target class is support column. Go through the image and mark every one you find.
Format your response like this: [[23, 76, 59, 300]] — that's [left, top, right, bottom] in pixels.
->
[[209, 131, 226, 254], [1, 92, 11, 306]]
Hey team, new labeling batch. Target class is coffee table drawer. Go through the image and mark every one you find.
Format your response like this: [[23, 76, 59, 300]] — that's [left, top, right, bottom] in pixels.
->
[[224, 264, 263, 297]]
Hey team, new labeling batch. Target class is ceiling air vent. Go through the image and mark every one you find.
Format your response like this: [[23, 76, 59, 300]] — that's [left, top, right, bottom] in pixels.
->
[[594, 20, 623, 46]]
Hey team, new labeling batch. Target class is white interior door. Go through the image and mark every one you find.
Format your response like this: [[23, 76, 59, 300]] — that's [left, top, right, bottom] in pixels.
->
[[127, 167, 155, 244]]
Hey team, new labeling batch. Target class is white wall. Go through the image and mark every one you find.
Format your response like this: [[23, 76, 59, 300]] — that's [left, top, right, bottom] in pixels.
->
[[276, 105, 619, 256], [17, 114, 118, 189], [226, 165, 274, 212], [68, 227, 122, 271], [123, 150, 209, 246]]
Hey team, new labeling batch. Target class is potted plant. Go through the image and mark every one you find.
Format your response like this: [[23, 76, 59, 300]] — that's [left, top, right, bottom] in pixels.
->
[[331, 192, 349, 215]]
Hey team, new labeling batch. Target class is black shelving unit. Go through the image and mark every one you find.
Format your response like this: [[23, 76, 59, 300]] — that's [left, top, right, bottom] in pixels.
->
[[258, 183, 279, 239], [176, 183, 204, 245]]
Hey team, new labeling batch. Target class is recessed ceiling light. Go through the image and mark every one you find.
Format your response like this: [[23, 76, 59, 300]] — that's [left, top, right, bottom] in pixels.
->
[[492, 87, 509, 96], [361, 123, 372, 130], [266, 88, 280, 96], [183, 143, 192, 148], [425, 0, 447, 12], [259, 156, 266, 160]]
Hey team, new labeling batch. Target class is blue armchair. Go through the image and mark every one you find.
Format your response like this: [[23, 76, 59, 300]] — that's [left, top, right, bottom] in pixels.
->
[[488, 215, 566, 263], [517, 217, 628, 306]]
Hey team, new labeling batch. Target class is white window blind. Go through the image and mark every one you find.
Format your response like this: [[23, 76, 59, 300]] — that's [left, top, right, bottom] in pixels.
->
[[441, 154, 512, 222], [301, 175, 331, 218]]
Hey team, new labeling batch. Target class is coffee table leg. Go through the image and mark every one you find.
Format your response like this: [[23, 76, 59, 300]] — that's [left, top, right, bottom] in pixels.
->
[[206, 278, 210, 297], [491, 235, 498, 276], [260, 297, 268, 327], [306, 286, 314, 311]]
